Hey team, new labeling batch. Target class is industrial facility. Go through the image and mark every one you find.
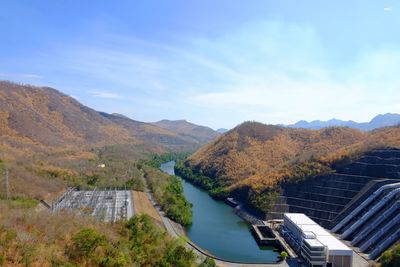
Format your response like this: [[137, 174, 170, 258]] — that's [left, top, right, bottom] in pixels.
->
[[51, 188, 134, 222], [265, 148, 400, 261], [281, 213, 353, 267], [332, 181, 400, 260]]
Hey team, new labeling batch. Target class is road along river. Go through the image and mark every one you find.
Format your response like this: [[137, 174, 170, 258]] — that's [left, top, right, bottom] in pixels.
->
[[160, 161, 280, 264]]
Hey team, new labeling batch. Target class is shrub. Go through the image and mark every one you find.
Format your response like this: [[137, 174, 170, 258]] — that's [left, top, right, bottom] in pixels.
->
[[280, 251, 288, 260], [67, 228, 106, 262], [199, 257, 217, 267], [380, 244, 400, 267]]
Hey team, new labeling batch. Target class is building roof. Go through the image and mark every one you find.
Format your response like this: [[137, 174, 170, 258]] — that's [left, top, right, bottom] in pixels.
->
[[304, 238, 324, 248], [284, 213, 317, 225], [284, 213, 352, 256]]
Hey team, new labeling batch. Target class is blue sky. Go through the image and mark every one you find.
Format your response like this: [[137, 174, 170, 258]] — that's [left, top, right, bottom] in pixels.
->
[[1, 0, 400, 129]]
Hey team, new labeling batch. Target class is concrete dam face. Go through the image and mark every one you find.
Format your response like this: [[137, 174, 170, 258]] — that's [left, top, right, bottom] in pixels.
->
[[267, 148, 400, 260]]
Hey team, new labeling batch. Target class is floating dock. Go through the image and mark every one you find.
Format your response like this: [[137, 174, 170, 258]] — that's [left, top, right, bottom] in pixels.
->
[[225, 197, 239, 207]]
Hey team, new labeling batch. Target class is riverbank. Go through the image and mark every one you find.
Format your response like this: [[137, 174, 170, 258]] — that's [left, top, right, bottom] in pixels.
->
[[159, 161, 289, 266], [149, 188, 290, 267]]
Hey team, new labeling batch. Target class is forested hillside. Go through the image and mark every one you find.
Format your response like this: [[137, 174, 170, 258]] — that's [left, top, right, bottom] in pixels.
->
[[152, 119, 220, 144], [0, 81, 215, 199], [0, 81, 203, 154], [0, 81, 215, 266], [182, 121, 400, 211]]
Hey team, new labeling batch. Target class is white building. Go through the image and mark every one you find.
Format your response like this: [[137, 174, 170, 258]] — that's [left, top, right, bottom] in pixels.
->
[[283, 213, 353, 267]]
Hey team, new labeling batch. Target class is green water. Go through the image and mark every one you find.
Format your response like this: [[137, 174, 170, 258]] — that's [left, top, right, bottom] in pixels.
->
[[160, 161, 280, 263]]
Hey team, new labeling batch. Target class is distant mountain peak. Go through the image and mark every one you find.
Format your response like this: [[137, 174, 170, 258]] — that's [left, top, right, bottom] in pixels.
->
[[216, 128, 229, 134], [287, 113, 400, 131]]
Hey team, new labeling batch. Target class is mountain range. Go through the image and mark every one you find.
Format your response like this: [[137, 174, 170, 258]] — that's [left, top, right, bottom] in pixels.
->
[[0, 81, 219, 155], [287, 113, 400, 131], [0, 81, 222, 199], [152, 119, 220, 144]]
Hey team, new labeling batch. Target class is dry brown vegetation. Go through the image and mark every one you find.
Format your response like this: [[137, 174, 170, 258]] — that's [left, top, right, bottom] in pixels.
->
[[0, 81, 219, 267], [0, 81, 216, 199], [0, 81, 205, 152], [132, 190, 164, 228], [0, 202, 117, 266], [0, 200, 202, 267], [153, 119, 220, 144], [187, 121, 400, 193]]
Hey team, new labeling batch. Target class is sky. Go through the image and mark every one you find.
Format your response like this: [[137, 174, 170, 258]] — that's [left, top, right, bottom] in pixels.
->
[[1, 0, 400, 129]]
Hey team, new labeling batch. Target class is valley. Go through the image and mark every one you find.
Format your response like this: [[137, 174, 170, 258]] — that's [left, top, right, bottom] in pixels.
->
[[1, 81, 400, 266], [2, 1, 399, 266]]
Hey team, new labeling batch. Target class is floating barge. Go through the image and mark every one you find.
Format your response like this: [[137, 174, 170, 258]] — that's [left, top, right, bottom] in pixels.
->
[[225, 197, 239, 207]]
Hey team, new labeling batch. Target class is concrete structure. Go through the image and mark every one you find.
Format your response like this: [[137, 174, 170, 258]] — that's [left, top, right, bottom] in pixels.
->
[[282, 213, 353, 267], [267, 148, 400, 231], [332, 181, 400, 260], [52, 188, 133, 222]]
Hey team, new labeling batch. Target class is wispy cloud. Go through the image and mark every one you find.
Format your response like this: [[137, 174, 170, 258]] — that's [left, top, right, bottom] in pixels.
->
[[89, 91, 122, 99], [30, 19, 400, 128], [384, 6, 392, 12], [0, 73, 42, 79]]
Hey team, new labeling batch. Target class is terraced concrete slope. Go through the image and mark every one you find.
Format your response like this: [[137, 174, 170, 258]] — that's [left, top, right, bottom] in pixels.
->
[[268, 149, 400, 227], [325, 149, 400, 260]]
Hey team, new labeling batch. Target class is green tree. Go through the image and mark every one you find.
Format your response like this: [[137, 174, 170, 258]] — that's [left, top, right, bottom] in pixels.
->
[[381, 244, 400, 267], [280, 251, 288, 260], [199, 257, 217, 267], [68, 228, 106, 262]]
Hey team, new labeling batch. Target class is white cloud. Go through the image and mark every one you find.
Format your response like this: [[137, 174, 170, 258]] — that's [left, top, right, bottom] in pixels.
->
[[45, 19, 400, 128], [384, 6, 392, 12], [89, 91, 122, 99]]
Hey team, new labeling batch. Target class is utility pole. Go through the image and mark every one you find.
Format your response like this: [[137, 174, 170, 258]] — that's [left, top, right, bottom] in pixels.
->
[[3, 168, 9, 199], [6, 168, 9, 199]]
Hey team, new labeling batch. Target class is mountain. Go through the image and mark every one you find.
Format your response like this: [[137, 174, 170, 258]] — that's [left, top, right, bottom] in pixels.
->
[[187, 122, 366, 190], [99, 113, 198, 150], [185, 121, 400, 199], [152, 119, 220, 144], [216, 128, 229, 134], [288, 113, 400, 131], [0, 81, 201, 153], [367, 113, 400, 130], [0, 81, 213, 199]]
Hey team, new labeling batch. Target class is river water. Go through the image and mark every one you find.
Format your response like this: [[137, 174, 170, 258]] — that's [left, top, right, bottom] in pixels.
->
[[160, 161, 280, 263]]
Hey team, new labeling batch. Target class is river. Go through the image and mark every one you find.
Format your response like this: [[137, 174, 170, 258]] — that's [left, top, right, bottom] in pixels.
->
[[160, 161, 280, 263]]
